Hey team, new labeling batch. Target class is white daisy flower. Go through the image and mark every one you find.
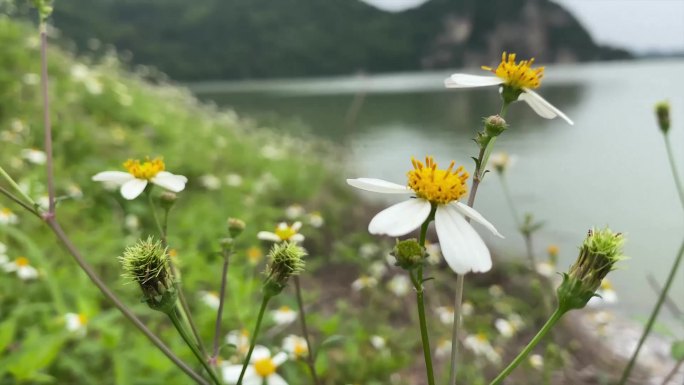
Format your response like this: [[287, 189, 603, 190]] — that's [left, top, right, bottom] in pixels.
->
[[4, 256, 38, 280], [461, 301, 474, 317], [282, 335, 308, 360], [529, 354, 544, 370], [21, 148, 47, 165], [272, 306, 297, 325], [285, 204, 305, 219], [257, 222, 304, 244], [444, 52, 573, 125], [368, 261, 387, 279], [92, 157, 187, 200], [487, 152, 517, 174], [494, 318, 516, 338], [588, 279, 618, 307], [64, 313, 88, 336], [348, 156, 503, 274], [199, 291, 221, 310], [435, 339, 452, 358], [535, 260, 556, 278], [0, 207, 19, 225], [359, 243, 380, 259], [370, 335, 386, 350], [307, 211, 324, 228], [387, 275, 411, 297], [222, 346, 288, 385], [351, 275, 377, 291], [435, 306, 455, 325], [225, 329, 250, 357], [464, 333, 501, 364]]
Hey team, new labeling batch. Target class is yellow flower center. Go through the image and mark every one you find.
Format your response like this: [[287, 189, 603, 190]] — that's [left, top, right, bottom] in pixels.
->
[[476, 332, 488, 342], [278, 305, 291, 313], [78, 313, 88, 325], [254, 357, 276, 377], [294, 342, 308, 357], [16, 256, 29, 267], [547, 245, 559, 257], [407, 156, 469, 205], [274, 224, 298, 241], [600, 279, 613, 290], [247, 246, 264, 264], [482, 52, 544, 90], [123, 157, 165, 180]]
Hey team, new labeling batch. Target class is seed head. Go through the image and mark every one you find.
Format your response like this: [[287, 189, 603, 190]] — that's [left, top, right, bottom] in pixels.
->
[[263, 242, 306, 297], [391, 239, 426, 271]]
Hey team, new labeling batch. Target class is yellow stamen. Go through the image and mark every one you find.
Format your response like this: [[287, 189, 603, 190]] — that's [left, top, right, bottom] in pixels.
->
[[16, 256, 29, 267], [254, 357, 276, 377], [407, 156, 469, 205], [278, 305, 291, 312], [482, 51, 544, 90], [294, 342, 308, 357], [123, 157, 165, 180], [274, 224, 298, 241], [78, 313, 88, 325]]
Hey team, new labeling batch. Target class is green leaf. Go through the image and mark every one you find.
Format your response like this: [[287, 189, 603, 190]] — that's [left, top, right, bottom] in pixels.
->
[[0, 317, 16, 353], [671, 340, 684, 360]]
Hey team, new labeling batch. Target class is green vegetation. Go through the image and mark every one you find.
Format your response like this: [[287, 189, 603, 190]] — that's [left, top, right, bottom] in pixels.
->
[[4, 0, 630, 80]]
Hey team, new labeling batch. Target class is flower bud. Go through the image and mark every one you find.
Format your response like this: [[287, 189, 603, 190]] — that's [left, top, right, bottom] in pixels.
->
[[263, 242, 306, 297], [159, 192, 177, 211], [227, 217, 246, 238], [120, 237, 177, 313], [655, 101, 670, 134], [391, 239, 426, 270], [556, 228, 625, 312], [484, 115, 508, 137]]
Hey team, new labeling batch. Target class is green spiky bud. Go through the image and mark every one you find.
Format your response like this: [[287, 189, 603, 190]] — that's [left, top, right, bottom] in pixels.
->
[[227, 217, 246, 238], [263, 242, 306, 297], [391, 239, 426, 271], [120, 237, 177, 313], [556, 228, 625, 312], [655, 101, 670, 134]]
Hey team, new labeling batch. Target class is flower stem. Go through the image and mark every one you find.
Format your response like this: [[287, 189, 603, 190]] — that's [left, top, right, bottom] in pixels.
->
[[411, 216, 436, 385], [211, 251, 231, 362], [39, 23, 55, 217], [618, 238, 684, 385], [489, 307, 565, 385], [0, 185, 40, 218], [237, 294, 272, 385], [294, 276, 321, 385], [169, 308, 223, 385]]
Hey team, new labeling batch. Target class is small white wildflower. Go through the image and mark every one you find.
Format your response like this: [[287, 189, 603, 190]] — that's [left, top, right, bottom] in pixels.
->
[[225, 329, 250, 357], [282, 335, 308, 360], [64, 313, 88, 336], [387, 275, 411, 297], [368, 261, 387, 279], [285, 204, 305, 219], [272, 306, 297, 325], [461, 301, 474, 317], [435, 339, 452, 358], [425, 241, 442, 265], [3, 256, 38, 280], [488, 285, 504, 298], [307, 212, 324, 228], [0, 208, 19, 225], [529, 354, 544, 370], [536, 260, 556, 277], [464, 333, 501, 364], [21, 148, 47, 165], [199, 291, 221, 310], [92, 157, 187, 200], [370, 335, 386, 350], [588, 279, 618, 307], [257, 222, 304, 243], [359, 243, 380, 259], [222, 346, 288, 385], [435, 306, 455, 325], [351, 275, 377, 291]]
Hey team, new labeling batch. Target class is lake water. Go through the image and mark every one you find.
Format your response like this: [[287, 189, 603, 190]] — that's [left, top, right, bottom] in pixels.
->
[[190, 59, 684, 324]]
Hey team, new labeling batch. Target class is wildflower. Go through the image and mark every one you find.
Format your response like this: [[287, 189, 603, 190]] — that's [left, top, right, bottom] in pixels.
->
[[247, 246, 264, 265], [226, 173, 243, 187], [461, 301, 474, 317], [587, 279, 618, 307], [547, 244, 559, 258], [262, 242, 306, 297], [260, 144, 284, 160], [225, 329, 250, 357], [37, 195, 49, 211], [92, 157, 187, 200], [258, 222, 304, 243], [272, 306, 298, 325], [282, 335, 308, 360], [21, 148, 47, 165], [351, 275, 377, 291], [488, 152, 516, 174], [285, 204, 305, 219], [199, 291, 221, 310], [3, 256, 39, 280], [124, 214, 140, 231], [70, 64, 103, 95], [464, 333, 501, 364], [444, 52, 573, 125], [64, 313, 88, 335], [348, 156, 503, 274], [387, 275, 411, 296], [359, 243, 380, 259], [0, 207, 19, 225], [436, 306, 455, 325], [488, 284, 504, 298], [391, 239, 426, 270], [494, 318, 521, 339], [222, 346, 288, 385], [535, 260, 556, 277], [199, 174, 222, 190], [66, 183, 84, 199], [370, 335, 386, 350], [435, 339, 452, 358], [529, 354, 544, 370], [307, 211, 324, 228], [368, 261, 388, 278]]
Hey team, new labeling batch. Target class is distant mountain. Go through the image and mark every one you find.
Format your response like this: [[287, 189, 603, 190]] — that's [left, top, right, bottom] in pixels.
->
[[46, 0, 630, 81]]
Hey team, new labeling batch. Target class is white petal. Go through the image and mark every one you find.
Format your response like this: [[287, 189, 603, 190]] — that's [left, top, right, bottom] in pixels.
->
[[519, 89, 574, 125], [435, 206, 492, 273], [368, 199, 431, 237], [452, 202, 504, 238], [444, 74, 503, 88], [250, 345, 271, 362], [347, 178, 412, 194], [290, 234, 305, 243], [221, 364, 247, 384], [291, 222, 302, 231], [243, 374, 262, 385], [151, 172, 187, 192], [272, 352, 288, 367], [120, 179, 148, 200], [18, 266, 39, 280], [257, 231, 281, 242], [267, 373, 288, 385], [92, 171, 133, 184]]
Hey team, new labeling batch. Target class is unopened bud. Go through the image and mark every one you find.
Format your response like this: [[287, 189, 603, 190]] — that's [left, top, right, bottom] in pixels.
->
[[263, 242, 306, 297], [227, 218, 246, 238], [655, 101, 670, 134], [484, 115, 508, 137], [120, 237, 177, 313], [159, 192, 177, 211], [391, 239, 426, 270], [556, 228, 625, 312]]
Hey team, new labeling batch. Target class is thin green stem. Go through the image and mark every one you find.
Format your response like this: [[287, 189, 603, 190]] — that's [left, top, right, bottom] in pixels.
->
[[169, 309, 222, 385], [237, 295, 271, 385], [618, 238, 684, 385], [211, 252, 231, 361], [489, 307, 565, 385], [146, 190, 165, 244], [665, 136, 684, 211], [39, 23, 55, 216], [410, 266, 436, 385], [0, 168, 38, 211], [294, 276, 321, 385], [0, 186, 40, 218]]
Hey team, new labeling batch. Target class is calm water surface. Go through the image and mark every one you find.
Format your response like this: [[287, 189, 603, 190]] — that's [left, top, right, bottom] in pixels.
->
[[191, 60, 684, 323]]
